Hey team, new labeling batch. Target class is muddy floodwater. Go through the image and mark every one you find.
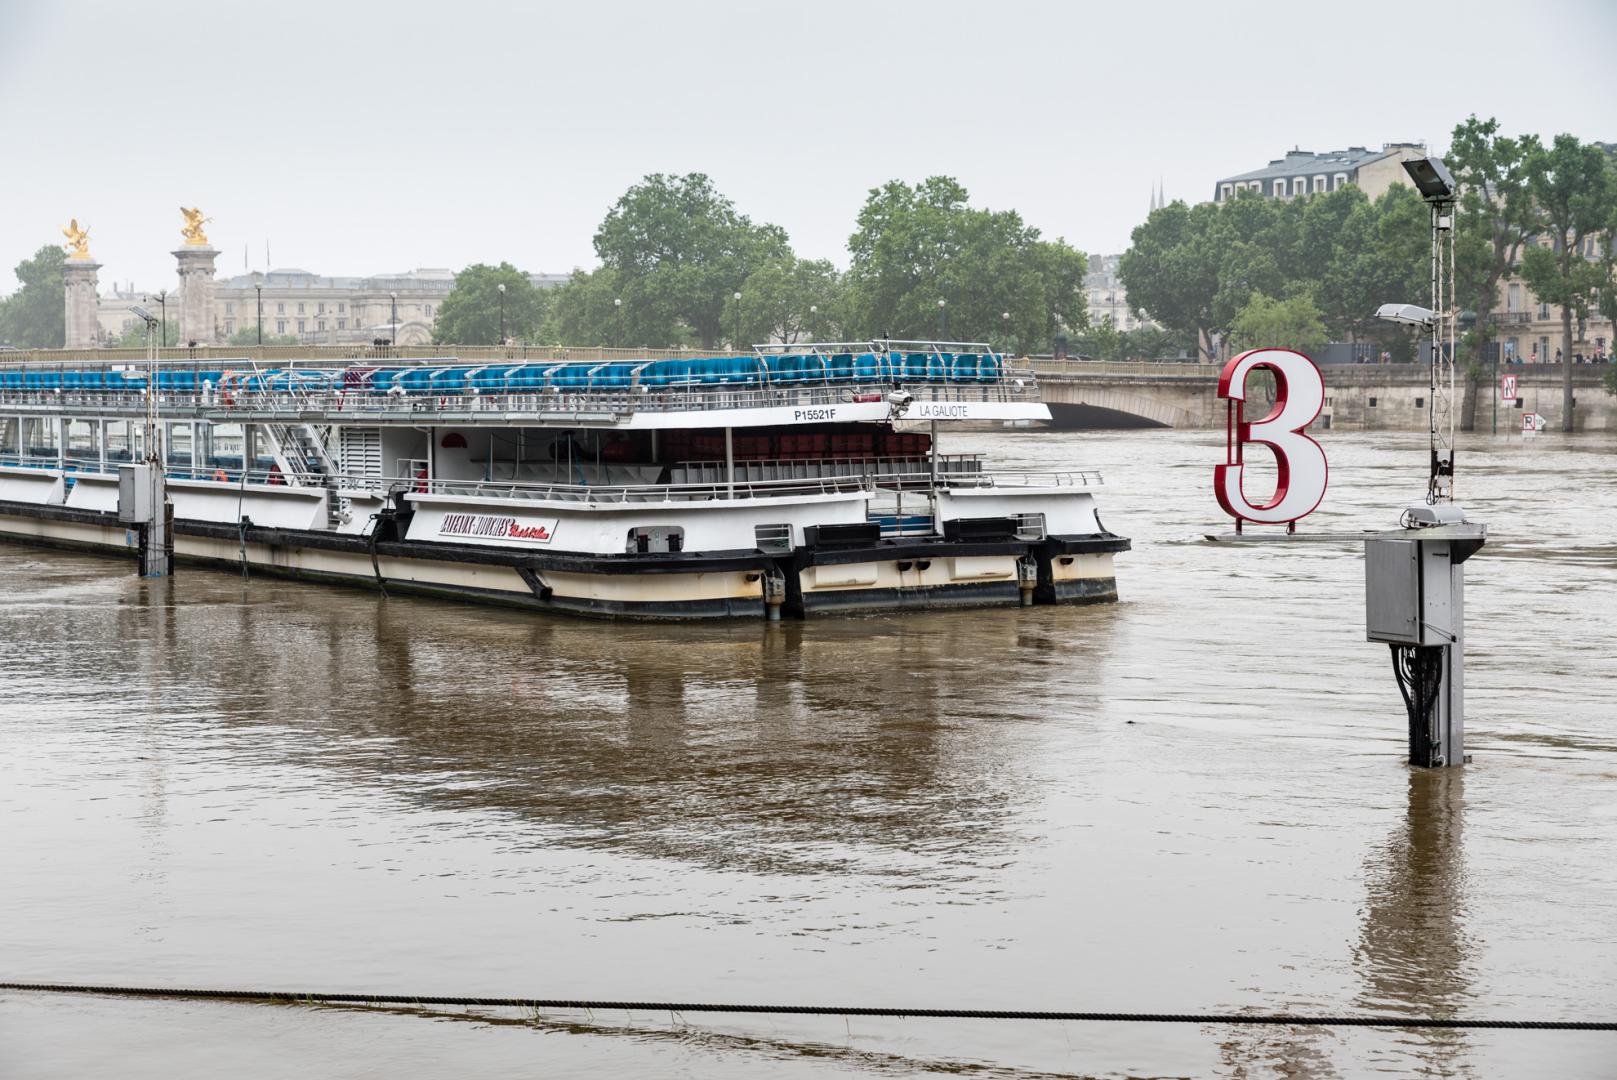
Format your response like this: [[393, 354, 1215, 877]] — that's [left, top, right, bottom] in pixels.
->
[[2, 428, 1615, 1078]]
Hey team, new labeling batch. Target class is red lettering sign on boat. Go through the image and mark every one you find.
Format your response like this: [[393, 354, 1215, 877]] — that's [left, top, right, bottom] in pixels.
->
[[439, 512, 558, 544]]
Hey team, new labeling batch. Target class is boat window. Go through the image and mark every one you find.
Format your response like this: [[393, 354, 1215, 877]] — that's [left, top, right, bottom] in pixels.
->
[[628, 526, 684, 554], [1011, 513, 1047, 541], [166, 422, 193, 467], [22, 417, 56, 458], [66, 419, 98, 460], [754, 523, 792, 552]]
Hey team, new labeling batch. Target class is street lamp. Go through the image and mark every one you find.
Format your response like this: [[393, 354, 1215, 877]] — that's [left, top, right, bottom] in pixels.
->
[[613, 297, 622, 349], [809, 304, 818, 342], [151, 290, 168, 347], [389, 292, 397, 347], [733, 291, 742, 351], [255, 279, 263, 346], [497, 282, 507, 346], [937, 298, 946, 341], [1001, 310, 1010, 351]]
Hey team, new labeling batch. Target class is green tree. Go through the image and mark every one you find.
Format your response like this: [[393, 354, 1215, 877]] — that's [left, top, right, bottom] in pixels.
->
[[1227, 292, 1327, 354], [843, 176, 1086, 354], [1447, 116, 1543, 429], [1072, 315, 1124, 360], [540, 266, 691, 348], [432, 263, 549, 345], [1518, 134, 1617, 430], [594, 173, 789, 349], [112, 320, 184, 348], [736, 257, 844, 345], [0, 245, 67, 348], [1118, 200, 1224, 361], [226, 325, 299, 346]]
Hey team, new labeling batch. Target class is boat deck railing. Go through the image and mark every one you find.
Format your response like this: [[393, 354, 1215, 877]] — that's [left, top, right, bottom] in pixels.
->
[[4, 453, 1101, 506], [0, 377, 1037, 421]]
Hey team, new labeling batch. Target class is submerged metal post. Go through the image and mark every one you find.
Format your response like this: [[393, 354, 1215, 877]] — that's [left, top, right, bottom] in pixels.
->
[[119, 464, 170, 577], [1366, 522, 1485, 767]]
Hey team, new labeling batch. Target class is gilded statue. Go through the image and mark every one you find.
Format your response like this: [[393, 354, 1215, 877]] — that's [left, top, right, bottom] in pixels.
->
[[179, 206, 212, 246], [61, 218, 92, 259]]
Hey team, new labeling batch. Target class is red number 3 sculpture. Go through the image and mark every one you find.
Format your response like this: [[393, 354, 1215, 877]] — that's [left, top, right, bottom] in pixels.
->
[[1215, 349, 1328, 530]]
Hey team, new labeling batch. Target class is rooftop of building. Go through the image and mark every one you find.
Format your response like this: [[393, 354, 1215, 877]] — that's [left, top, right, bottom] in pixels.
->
[[1219, 143, 1425, 184]]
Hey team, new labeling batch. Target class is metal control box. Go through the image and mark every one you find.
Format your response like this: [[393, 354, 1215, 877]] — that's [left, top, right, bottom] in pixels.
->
[[1365, 536, 1454, 646], [117, 464, 153, 524]]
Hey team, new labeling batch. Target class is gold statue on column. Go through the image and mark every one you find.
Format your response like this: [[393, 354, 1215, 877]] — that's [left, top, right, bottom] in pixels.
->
[[179, 206, 213, 246], [61, 218, 92, 259]]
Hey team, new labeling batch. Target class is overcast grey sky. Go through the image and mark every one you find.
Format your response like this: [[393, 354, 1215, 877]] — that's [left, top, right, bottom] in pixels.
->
[[3, 0, 1614, 292]]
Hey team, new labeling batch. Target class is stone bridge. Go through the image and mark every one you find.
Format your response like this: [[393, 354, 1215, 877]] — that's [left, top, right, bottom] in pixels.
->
[[1029, 361, 1615, 432]]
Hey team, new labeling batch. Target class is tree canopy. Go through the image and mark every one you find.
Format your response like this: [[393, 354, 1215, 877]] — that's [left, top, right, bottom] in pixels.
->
[[432, 263, 549, 345], [1119, 186, 1428, 361], [1518, 133, 1617, 428], [842, 177, 1085, 354], [593, 173, 789, 349], [1227, 293, 1327, 354], [0, 245, 67, 348]]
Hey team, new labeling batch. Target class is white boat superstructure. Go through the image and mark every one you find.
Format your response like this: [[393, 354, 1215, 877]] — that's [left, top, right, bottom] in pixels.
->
[[0, 341, 1127, 619]]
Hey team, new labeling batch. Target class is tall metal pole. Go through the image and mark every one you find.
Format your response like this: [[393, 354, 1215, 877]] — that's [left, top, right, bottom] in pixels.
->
[[256, 284, 263, 345], [498, 282, 506, 346], [1492, 350, 1498, 435], [390, 292, 397, 347], [1427, 200, 1456, 504]]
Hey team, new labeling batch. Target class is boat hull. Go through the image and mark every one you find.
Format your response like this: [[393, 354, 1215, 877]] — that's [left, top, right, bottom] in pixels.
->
[[0, 500, 1123, 621]]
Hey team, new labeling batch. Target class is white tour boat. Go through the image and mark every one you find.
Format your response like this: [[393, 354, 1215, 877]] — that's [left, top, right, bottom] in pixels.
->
[[0, 341, 1128, 619]]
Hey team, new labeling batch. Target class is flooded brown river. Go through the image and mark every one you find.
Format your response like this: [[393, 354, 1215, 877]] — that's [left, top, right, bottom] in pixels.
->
[[2, 428, 1615, 1078]]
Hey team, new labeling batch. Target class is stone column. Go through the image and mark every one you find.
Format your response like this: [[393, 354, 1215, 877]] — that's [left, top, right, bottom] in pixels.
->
[[172, 245, 219, 345], [63, 257, 102, 348]]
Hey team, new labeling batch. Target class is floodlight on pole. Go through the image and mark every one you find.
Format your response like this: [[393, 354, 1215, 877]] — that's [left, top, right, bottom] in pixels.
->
[[1375, 303, 1436, 330], [1379, 151, 1458, 505], [1401, 155, 1457, 202]]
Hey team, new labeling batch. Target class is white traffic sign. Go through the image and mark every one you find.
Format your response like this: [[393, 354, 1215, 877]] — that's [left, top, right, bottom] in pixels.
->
[[1500, 373, 1517, 401]]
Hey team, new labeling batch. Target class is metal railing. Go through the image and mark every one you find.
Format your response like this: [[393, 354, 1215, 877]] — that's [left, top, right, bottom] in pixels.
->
[[1029, 359, 1212, 378], [0, 376, 1041, 422], [0, 344, 758, 367]]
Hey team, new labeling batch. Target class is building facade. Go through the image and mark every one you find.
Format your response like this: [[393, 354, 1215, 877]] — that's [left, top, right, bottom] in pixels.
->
[[1489, 232, 1613, 363], [96, 268, 569, 345], [1084, 254, 1154, 332], [1212, 144, 1428, 205]]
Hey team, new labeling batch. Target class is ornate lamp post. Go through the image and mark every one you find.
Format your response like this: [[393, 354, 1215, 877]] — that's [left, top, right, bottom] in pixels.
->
[[389, 292, 397, 347], [255, 280, 263, 345], [497, 282, 506, 345], [733, 291, 742, 351], [937, 298, 946, 341]]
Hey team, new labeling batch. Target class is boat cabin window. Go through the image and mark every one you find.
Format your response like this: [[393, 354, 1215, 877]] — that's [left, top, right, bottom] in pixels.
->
[[754, 523, 793, 552], [628, 526, 684, 554], [22, 417, 57, 458], [165, 422, 193, 467], [66, 419, 98, 461], [1011, 512, 1047, 541]]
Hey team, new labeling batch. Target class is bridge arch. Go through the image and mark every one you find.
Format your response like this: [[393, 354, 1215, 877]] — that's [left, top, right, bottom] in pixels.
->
[[1040, 382, 1204, 429]]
